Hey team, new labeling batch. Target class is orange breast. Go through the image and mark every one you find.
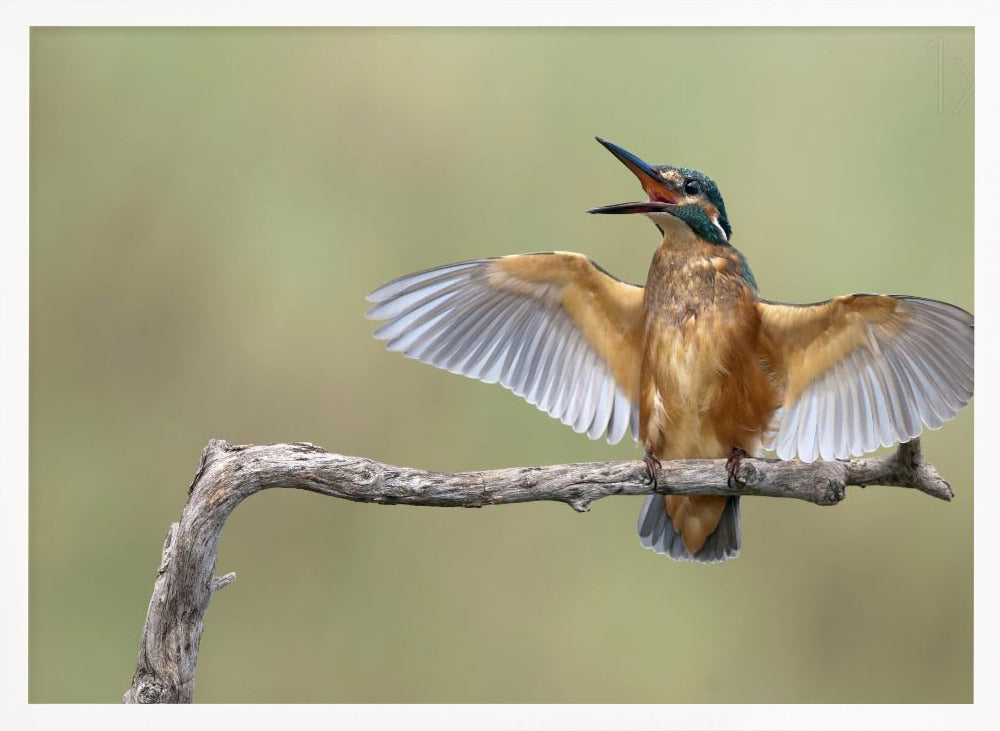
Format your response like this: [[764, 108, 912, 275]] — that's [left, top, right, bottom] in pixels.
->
[[639, 293, 781, 461]]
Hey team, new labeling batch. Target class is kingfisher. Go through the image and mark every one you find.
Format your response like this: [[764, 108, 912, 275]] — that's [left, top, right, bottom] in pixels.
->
[[365, 138, 974, 563]]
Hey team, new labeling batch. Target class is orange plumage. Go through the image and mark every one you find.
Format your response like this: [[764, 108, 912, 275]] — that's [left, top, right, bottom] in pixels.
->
[[366, 139, 973, 562], [637, 220, 782, 554]]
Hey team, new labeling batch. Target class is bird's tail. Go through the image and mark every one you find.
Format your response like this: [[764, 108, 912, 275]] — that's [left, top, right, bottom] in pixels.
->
[[636, 495, 741, 563]]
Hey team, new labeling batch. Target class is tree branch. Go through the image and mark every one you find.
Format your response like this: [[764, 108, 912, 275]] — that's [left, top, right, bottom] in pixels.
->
[[123, 437, 952, 703]]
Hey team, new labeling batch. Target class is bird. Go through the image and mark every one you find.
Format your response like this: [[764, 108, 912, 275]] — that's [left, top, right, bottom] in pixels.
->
[[365, 137, 974, 563]]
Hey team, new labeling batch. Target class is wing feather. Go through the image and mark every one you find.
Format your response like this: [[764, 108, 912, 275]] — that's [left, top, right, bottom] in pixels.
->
[[367, 253, 645, 444], [760, 295, 973, 461], [589, 372, 616, 440], [574, 350, 600, 433]]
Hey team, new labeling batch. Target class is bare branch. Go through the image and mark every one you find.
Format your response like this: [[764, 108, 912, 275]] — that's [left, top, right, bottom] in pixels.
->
[[123, 437, 952, 703]]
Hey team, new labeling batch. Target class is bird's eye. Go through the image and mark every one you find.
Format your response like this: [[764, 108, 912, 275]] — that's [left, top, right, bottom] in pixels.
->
[[684, 179, 701, 195]]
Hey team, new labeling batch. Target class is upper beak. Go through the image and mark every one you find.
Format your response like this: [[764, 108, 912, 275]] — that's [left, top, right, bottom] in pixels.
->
[[588, 137, 679, 214]]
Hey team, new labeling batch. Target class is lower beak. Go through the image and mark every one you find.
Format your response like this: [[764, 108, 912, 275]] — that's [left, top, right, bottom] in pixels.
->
[[588, 137, 679, 215], [587, 201, 676, 215]]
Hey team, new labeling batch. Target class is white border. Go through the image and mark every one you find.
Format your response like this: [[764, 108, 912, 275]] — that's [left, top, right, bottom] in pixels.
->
[[1, 2, 995, 730]]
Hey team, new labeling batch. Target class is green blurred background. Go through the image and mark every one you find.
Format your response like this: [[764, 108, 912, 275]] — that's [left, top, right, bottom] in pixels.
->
[[30, 28, 973, 703]]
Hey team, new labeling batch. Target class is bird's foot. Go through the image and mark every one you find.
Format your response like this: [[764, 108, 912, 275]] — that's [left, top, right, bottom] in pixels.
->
[[726, 447, 748, 489], [643, 450, 662, 489]]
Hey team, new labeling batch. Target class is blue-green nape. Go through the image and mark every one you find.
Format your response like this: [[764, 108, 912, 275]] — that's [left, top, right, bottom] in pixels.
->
[[733, 248, 758, 291]]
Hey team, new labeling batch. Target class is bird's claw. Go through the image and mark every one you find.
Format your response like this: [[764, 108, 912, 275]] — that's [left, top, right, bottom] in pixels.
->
[[726, 447, 748, 489], [643, 451, 662, 489]]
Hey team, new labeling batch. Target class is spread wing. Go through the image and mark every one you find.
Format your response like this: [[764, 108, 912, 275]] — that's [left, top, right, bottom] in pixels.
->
[[366, 252, 645, 443], [759, 295, 973, 462]]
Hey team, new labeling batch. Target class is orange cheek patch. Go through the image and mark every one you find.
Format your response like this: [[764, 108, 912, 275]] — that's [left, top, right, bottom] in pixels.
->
[[703, 202, 723, 228]]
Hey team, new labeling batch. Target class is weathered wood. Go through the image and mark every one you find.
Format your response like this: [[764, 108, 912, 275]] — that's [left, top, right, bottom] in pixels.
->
[[123, 437, 952, 703]]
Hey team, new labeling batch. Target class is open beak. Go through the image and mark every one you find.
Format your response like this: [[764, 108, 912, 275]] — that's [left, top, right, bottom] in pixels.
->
[[588, 137, 680, 215]]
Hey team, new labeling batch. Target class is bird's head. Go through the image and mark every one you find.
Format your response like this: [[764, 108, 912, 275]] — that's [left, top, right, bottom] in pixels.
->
[[588, 137, 732, 246]]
